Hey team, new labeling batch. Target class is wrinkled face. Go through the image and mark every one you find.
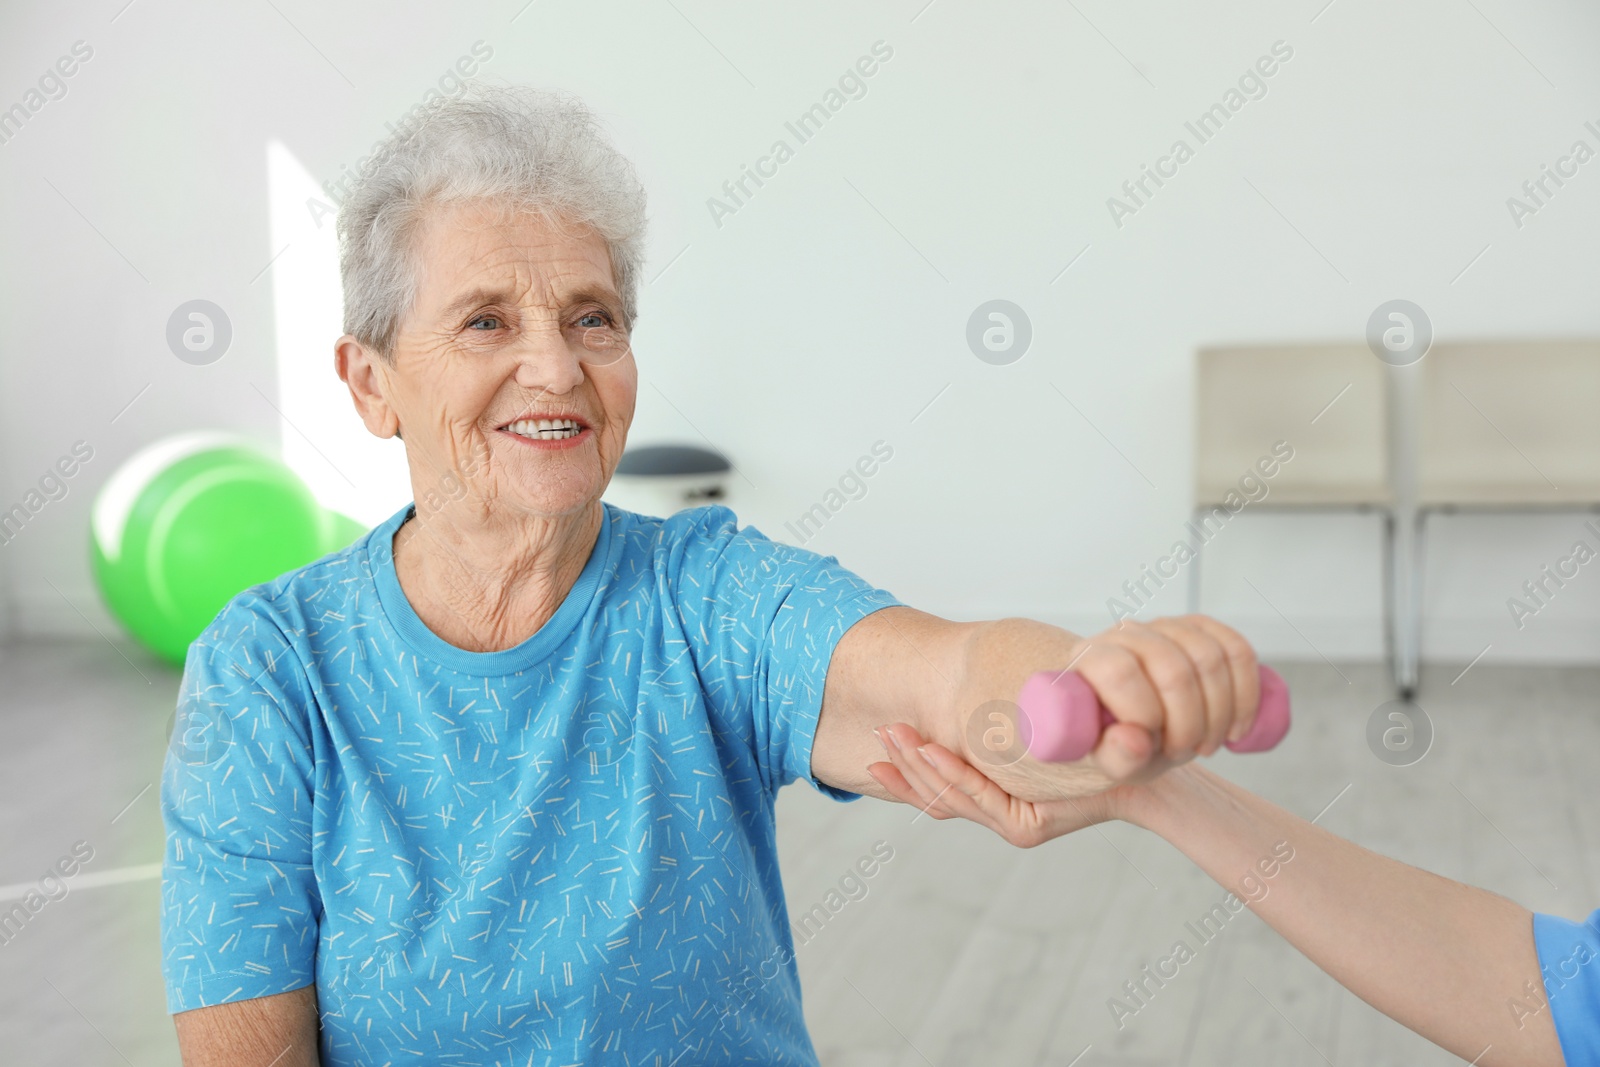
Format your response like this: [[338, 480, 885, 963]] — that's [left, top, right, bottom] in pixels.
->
[[384, 200, 636, 523]]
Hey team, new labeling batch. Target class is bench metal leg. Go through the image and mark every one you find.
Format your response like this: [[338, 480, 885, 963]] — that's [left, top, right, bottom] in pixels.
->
[[1381, 509, 1397, 693], [1393, 509, 1426, 701], [1186, 507, 1203, 615]]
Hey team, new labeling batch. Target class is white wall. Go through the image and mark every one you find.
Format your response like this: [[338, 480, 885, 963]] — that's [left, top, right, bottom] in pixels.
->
[[3, 0, 1599, 665]]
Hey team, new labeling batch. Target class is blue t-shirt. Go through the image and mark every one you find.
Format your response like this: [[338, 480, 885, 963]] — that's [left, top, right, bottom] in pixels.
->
[[160, 502, 899, 1066], [1536, 909, 1600, 1065]]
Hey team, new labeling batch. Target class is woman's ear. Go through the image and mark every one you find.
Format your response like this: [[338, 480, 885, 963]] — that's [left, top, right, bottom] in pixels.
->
[[335, 335, 402, 440]]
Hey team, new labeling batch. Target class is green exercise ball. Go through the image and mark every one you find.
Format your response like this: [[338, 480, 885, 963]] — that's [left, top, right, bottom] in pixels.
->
[[91, 433, 366, 664]]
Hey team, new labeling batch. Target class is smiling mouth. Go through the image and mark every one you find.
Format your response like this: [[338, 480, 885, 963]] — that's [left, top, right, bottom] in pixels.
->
[[502, 417, 586, 441]]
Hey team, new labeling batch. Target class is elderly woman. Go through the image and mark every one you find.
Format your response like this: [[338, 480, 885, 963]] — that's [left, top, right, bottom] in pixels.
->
[[160, 86, 1266, 1067]]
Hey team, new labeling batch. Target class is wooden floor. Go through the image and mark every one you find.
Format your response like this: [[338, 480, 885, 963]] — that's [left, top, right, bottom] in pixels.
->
[[1, 638, 1594, 1065]]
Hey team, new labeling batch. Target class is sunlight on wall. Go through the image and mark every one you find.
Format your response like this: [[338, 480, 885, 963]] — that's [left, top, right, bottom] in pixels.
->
[[266, 139, 412, 528]]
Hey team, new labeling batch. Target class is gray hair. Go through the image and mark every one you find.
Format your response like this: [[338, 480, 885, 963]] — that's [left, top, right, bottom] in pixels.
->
[[336, 85, 649, 361]]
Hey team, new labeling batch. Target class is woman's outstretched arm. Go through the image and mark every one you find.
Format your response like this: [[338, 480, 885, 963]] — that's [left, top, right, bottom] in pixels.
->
[[867, 730, 1568, 1067]]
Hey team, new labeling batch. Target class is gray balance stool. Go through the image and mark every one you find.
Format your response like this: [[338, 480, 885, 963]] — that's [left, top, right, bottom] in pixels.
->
[[604, 444, 732, 518]]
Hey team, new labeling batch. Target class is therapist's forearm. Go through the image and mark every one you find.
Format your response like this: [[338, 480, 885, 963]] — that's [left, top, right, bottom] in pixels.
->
[[1126, 764, 1564, 1067]]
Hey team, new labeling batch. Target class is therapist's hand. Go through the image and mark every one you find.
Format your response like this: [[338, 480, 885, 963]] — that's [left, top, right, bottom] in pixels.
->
[[869, 722, 1148, 847]]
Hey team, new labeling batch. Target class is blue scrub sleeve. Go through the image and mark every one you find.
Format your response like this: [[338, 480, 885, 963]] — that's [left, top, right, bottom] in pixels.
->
[[1535, 908, 1600, 1066]]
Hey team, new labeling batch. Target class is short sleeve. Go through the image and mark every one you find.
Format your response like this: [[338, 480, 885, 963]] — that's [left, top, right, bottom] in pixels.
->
[[666, 506, 900, 801], [160, 606, 323, 1013], [1535, 909, 1600, 1066]]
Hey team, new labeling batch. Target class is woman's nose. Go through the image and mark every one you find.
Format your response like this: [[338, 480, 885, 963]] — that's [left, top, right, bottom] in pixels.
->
[[513, 327, 585, 393]]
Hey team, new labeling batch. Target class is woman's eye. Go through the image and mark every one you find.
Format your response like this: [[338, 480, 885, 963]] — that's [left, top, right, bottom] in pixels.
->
[[468, 315, 503, 331], [576, 312, 609, 329]]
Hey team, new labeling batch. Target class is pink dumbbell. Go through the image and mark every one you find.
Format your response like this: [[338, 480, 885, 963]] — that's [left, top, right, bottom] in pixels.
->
[[1016, 665, 1292, 762]]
